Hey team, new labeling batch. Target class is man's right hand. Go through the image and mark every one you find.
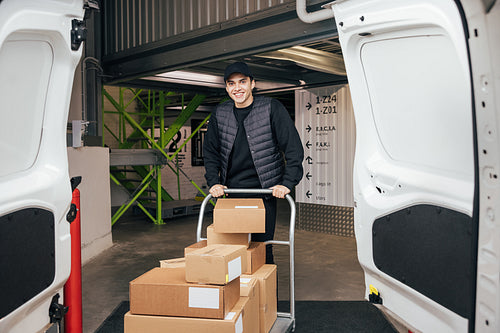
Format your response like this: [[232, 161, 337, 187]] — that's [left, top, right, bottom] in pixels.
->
[[209, 184, 227, 198]]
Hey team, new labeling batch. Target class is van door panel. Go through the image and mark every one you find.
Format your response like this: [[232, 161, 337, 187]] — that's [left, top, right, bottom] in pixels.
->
[[330, 0, 475, 332], [0, 1, 84, 332]]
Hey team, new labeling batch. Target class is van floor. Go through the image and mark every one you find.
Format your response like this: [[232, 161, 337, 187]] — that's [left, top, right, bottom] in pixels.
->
[[82, 200, 367, 333]]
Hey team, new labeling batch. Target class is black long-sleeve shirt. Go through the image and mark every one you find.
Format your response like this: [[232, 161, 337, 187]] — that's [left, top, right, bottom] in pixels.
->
[[203, 98, 304, 190]]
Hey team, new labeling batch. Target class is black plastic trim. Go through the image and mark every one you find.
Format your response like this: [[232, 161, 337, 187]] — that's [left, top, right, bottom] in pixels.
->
[[373, 204, 473, 319], [0, 208, 55, 318]]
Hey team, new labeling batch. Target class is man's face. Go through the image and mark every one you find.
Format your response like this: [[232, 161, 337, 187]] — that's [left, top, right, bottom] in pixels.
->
[[225, 73, 255, 108]]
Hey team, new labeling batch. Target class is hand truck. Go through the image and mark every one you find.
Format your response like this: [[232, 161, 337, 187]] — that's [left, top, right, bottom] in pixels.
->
[[196, 188, 296, 332]]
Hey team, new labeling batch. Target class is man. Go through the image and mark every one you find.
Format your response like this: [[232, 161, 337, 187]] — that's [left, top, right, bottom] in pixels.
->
[[203, 61, 304, 264]]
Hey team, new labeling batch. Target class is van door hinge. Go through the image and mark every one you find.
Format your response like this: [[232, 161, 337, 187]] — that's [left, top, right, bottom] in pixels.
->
[[70, 19, 87, 51]]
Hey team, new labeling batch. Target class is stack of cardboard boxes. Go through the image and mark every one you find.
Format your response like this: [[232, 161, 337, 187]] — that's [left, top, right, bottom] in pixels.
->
[[124, 198, 278, 333]]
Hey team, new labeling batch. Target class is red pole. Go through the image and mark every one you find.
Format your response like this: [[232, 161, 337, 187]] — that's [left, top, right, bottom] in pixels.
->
[[64, 188, 82, 333]]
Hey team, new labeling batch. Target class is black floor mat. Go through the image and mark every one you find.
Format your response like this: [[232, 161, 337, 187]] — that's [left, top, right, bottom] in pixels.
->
[[94, 301, 130, 333], [278, 301, 397, 333], [95, 300, 397, 333]]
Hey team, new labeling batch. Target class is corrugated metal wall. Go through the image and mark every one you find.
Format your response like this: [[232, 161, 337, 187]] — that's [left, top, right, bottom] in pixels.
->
[[103, 0, 292, 56]]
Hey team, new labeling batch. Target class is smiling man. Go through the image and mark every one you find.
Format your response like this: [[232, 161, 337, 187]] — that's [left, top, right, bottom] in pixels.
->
[[203, 61, 304, 264]]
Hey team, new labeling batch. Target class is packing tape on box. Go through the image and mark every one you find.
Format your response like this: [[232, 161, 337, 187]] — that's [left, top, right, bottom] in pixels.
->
[[235, 206, 258, 209], [188, 287, 220, 309]]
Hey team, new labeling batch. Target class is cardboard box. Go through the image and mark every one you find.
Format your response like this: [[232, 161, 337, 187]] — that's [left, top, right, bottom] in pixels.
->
[[185, 244, 247, 285], [242, 264, 277, 333], [207, 224, 250, 247], [245, 242, 266, 274], [239, 276, 260, 333], [124, 302, 244, 333], [159, 257, 185, 268], [129, 267, 239, 319], [214, 198, 265, 233], [184, 239, 207, 256]]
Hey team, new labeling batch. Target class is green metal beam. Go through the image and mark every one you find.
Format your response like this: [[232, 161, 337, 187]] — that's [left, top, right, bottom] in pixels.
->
[[170, 113, 210, 159], [103, 86, 215, 223], [133, 165, 173, 202], [135, 201, 157, 223], [111, 167, 155, 224], [162, 94, 206, 152]]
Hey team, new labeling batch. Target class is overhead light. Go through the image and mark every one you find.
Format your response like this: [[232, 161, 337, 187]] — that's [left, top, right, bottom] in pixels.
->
[[256, 45, 346, 76], [143, 70, 226, 88], [143, 69, 293, 90]]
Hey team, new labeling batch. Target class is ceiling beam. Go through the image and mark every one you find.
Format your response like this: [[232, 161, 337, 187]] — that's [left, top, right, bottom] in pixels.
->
[[102, 3, 338, 85]]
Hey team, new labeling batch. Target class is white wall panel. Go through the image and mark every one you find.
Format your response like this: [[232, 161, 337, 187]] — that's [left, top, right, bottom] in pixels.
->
[[295, 84, 355, 207]]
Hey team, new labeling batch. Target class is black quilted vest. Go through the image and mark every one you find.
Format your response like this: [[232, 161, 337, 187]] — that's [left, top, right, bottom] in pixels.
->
[[216, 96, 284, 188]]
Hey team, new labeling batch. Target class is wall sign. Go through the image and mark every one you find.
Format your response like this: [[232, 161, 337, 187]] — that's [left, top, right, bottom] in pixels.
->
[[295, 84, 355, 207]]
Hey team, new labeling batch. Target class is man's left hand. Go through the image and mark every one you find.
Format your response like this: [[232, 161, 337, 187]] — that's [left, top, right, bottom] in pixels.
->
[[270, 185, 290, 199]]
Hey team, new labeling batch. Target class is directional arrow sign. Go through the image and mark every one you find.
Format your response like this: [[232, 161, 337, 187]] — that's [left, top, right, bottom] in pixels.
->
[[306, 156, 313, 164], [306, 141, 312, 149], [306, 190, 312, 198], [306, 125, 312, 133], [306, 172, 312, 180], [306, 102, 312, 110]]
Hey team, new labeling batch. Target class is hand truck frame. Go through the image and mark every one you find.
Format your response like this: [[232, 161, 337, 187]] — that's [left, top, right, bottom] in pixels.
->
[[196, 188, 296, 332]]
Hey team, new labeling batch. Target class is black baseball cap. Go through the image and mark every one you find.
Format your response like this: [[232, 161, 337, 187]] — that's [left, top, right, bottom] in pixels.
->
[[224, 62, 253, 82]]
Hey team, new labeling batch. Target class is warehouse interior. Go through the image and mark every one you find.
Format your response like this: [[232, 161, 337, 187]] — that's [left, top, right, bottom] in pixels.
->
[[65, 1, 382, 332]]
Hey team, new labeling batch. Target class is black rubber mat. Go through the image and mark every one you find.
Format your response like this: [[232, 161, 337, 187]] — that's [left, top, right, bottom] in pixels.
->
[[278, 301, 397, 333], [94, 301, 130, 333], [95, 300, 397, 333]]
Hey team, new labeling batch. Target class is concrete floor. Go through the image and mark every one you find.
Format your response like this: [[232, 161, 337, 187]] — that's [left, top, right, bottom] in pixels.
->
[[82, 200, 365, 333]]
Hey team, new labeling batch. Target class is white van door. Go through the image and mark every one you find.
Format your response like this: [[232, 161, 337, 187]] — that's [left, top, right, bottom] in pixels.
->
[[328, 0, 494, 332], [0, 1, 85, 332]]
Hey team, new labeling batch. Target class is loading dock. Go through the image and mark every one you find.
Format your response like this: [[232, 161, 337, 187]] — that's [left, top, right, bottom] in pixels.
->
[[74, 1, 363, 331], [2, 0, 498, 332]]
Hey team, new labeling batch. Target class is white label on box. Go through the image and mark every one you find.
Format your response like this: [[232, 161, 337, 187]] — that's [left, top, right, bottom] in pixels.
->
[[240, 277, 252, 284], [235, 314, 243, 333], [188, 287, 219, 309], [235, 205, 258, 209], [227, 256, 242, 282], [225, 312, 236, 320]]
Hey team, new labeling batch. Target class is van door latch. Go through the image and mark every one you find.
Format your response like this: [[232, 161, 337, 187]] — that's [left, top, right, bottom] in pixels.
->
[[49, 294, 68, 324], [66, 203, 78, 223]]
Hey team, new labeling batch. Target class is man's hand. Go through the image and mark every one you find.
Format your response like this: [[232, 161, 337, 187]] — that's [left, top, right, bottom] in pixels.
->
[[209, 184, 227, 198], [270, 185, 290, 199]]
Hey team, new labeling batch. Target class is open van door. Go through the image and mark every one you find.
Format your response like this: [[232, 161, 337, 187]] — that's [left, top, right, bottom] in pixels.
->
[[0, 1, 85, 332], [328, 0, 500, 332]]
